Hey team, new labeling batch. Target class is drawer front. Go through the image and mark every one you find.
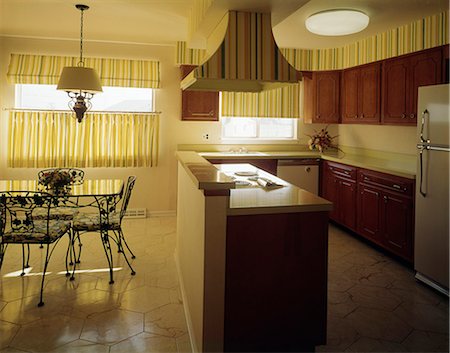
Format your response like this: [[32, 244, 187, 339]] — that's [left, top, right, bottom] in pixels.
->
[[358, 169, 414, 196], [324, 161, 357, 180]]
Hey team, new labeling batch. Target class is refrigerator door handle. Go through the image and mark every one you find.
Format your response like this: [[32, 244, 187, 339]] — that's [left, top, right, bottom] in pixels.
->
[[420, 109, 431, 144], [419, 148, 427, 197]]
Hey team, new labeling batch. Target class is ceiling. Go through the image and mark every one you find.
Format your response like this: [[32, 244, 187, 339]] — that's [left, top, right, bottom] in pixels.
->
[[0, 0, 448, 48]]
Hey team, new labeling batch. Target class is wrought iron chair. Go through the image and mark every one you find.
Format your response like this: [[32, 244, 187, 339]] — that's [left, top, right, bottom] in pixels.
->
[[72, 176, 137, 283], [0, 191, 74, 307]]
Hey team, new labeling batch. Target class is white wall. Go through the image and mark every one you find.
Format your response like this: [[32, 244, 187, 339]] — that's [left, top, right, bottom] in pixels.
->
[[337, 124, 417, 155]]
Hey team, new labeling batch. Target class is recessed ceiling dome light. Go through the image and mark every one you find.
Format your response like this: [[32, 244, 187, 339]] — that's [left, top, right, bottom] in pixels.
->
[[305, 9, 369, 36]]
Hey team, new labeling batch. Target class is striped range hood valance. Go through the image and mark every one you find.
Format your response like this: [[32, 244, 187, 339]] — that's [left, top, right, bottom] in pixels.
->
[[181, 11, 299, 92]]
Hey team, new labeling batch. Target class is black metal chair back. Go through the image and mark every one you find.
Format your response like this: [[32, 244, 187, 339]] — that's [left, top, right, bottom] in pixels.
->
[[119, 176, 137, 222]]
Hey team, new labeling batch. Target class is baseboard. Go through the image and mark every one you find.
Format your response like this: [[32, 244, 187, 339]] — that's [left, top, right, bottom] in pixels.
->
[[148, 210, 177, 217], [174, 251, 196, 353], [415, 272, 449, 296]]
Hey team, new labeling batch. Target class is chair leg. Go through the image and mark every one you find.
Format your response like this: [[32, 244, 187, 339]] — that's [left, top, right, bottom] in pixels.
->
[[0, 243, 6, 270], [21, 245, 27, 276], [38, 244, 51, 307], [100, 232, 115, 284], [25, 244, 31, 268], [118, 228, 136, 259], [65, 231, 73, 278]]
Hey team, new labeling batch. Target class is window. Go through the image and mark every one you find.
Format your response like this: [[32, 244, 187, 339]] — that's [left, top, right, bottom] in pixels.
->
[[15, 84, 155, 112], [221, 117, 297, 140]]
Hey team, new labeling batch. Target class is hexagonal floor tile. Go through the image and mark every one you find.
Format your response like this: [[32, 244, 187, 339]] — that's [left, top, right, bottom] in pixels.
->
[[80, 308, 144, 344], [345, 307, 413, 343], [0, 320, 20, 349], [347, 284, 403, 311], [10, 314, 84, 352], [48, 339, 110, 353], [393, 301, 449, 334], [144, 303, 188, 338], [401, 329, 449, 352], [110, 332, 177, 353], [345, 336, 405, 352], [0, 294, 66, 325], [120, 285, 171, 313]]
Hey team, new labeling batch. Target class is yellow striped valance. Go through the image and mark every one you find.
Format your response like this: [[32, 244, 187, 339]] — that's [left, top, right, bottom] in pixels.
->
[[8, 111, 159, 168], [7, 54, 160, 88], [221, 83, 301, 118]]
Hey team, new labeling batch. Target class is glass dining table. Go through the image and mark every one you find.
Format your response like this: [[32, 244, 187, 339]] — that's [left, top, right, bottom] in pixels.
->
[[0, 179, 125, 283]]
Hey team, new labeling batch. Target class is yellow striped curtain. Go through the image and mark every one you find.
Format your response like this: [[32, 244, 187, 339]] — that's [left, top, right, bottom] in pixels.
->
[[8, 111, 159, 168], [7, 54, 160, 88], [221, 83, 301, 118]]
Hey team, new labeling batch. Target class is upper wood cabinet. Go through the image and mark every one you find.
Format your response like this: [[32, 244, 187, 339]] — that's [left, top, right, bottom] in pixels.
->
[[180, 65, 219, 121], [341, 62, 381, 124], [303, 71, 340, 124], [382, 47, 442, 125]]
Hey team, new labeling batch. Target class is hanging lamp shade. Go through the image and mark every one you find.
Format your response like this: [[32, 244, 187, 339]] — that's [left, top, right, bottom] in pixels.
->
[[57, 66, 102, 93]]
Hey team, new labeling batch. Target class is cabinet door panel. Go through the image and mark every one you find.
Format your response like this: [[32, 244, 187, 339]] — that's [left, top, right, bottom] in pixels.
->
[[314, 72, 340, 123], [357, 185, 381, 241], [382, 57, 409, 123], [381, 191, 413, 261], [338, 178, 357, 230], [359, 63, 381, 123], [321, 169, 339, 221], [409, 49, 443, 122], [341, 68, 359, 123], [182, 90, 219, 121]]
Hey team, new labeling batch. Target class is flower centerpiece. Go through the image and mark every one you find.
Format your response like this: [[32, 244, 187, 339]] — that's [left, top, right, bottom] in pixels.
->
[[40, 170, 74, 191], [306, 126, 338, 153]]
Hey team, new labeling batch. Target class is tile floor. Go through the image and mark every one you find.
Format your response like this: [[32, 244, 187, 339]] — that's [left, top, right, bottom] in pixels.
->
[[0, 217, 448, 352]]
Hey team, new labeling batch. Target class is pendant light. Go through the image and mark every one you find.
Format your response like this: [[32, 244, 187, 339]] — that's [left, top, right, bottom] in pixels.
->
[[57, 4, 102, 123]]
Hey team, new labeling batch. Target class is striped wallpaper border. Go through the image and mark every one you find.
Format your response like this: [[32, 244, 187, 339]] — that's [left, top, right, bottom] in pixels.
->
[[177, 11, 449, 71]]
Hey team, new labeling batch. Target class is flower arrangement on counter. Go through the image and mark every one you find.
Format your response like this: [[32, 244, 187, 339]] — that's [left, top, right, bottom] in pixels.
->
[[306, 126, 338, 153], [40, 170, 74, 190]]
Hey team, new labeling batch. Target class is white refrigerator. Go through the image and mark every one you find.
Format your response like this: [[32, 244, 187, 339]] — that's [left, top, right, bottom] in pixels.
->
[[415, 83, 450, 295]]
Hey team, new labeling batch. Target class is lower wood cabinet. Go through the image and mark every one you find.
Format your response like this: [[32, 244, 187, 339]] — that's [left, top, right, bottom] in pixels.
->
[[321, 161, 414, 262], [321, 161, 357, 231]]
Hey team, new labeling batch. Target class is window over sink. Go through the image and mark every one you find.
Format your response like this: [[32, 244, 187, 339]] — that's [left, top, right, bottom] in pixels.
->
[[221, 117, 297, 141]]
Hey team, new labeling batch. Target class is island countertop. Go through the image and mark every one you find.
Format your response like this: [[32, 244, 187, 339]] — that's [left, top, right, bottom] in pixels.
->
[[176, 151, 332, 216], [199, 149, 416, 179]]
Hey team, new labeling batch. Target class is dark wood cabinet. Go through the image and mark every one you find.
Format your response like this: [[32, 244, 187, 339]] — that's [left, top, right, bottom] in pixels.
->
[[304, 71, 340, 124], [357, 169, 414, 262], [225, 211, 328, 352], [206, 158, 278, 175], [180, 65, 219, 121], [322, 161, 414, 262], [382, 47, 442, 125], [321, 161, 357, 231], [341, 63, 381, 124]]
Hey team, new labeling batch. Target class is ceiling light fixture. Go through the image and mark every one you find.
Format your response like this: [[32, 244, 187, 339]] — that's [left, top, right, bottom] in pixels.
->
[[305, 9, 369, 36], [57, 4, 102, 123]]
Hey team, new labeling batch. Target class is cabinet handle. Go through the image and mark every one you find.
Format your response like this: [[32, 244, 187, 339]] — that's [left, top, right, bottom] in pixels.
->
[[410, 113, 415, 119], [354, 115, 358, 119], [191, 112, 213, 116], [316, 114, 321, 119], [384, 195, 388, 203], [360, 114, 364, 119], [401, 113, 406, 119]]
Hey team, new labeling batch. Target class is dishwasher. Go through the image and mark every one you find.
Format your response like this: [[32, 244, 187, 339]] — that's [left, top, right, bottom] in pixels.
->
[[277, 158, 320, 195]]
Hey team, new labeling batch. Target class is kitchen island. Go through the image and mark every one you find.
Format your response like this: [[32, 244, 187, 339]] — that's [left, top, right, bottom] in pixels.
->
[[176, 151, 332, 353]]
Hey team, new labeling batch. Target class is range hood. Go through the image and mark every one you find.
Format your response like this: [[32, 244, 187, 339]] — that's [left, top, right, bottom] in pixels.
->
[[181, 11, 299, 92]]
